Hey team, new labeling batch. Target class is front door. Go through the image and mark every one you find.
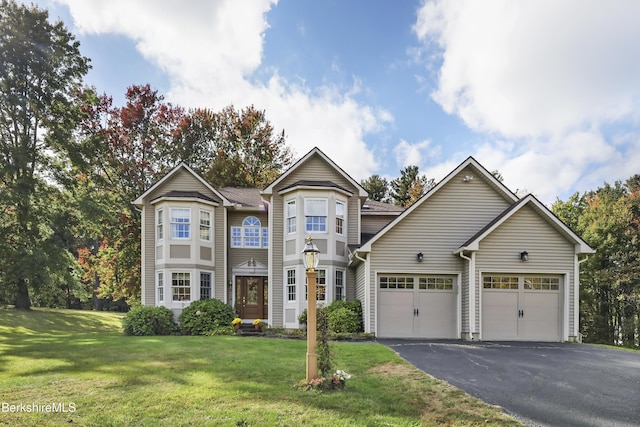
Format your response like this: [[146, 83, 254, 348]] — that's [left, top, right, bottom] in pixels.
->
[[235, 276, 268, 319]]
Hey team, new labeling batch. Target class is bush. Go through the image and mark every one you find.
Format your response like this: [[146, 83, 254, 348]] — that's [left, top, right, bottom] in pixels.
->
[[178, 299, 236, 335], [122, 306, 177, 336], [299, 300, 364, 333], [328, 307, 361, 333]]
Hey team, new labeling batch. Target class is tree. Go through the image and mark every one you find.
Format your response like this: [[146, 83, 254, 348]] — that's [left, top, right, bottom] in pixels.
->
[[361, 175, 389, 202], [196, 105, 293, 188], [0, 1, 90, 308], [389, 166, 435, 207]]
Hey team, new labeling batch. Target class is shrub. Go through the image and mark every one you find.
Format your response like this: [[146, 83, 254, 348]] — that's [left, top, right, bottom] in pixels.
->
[[178, 299, 235, 335], [326, 300, 363, 332], [328, 307, 361, 333], [122, 306, 177, 336]]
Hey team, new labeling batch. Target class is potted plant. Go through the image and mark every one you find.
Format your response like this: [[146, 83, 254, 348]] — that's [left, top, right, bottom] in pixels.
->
[[253, 318, 267, 331], [232, 317, 242, 330]]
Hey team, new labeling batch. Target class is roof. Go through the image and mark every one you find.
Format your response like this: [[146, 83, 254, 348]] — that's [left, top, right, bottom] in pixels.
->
[[279, 180, 353, 195], [150, 190, 217, 204], [262, 147, 369, 198], [218, 187, 267, 210], [361, 199, 405, 215], [132, 163, 230, 207], [455, 194, 595, 255], [357, 156, 518, 252]]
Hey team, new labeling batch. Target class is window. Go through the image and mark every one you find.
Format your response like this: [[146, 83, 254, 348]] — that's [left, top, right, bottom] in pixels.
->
[[335, 270, 344, 301], [336, 201, 345, 235], [419, 277, 453, 290], [157, 272, 164, 302], [170, 208, 190, 239], [286, 200, 296, 234], [287, 269, 296, 302], [524, 277, 560, 291], [306, 269, 326, 301], [305, 198, 327, 232], [172, 272, 191, 301], [483, 276, 518, 290], [199, 211, 211, 241], [156, 209, 163, 241], [200, 272, 211, 300], [230, 216, 268, 248], [379, 276, 414, 289]]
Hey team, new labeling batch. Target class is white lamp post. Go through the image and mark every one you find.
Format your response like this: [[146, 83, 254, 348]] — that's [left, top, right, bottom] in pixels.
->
[[302, 236, 320, 382]]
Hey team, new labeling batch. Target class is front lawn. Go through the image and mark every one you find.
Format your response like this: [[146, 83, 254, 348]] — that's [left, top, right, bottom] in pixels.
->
[[0, 308, 521, 426]]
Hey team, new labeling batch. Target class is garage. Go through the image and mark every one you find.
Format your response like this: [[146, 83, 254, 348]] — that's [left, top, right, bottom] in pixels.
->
[[482, 274, 561, 341], [377, 274, 458, 339]]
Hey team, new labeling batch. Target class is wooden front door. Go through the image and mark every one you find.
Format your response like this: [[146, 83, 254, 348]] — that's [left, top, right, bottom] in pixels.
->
[[235, 276, 268, 319]]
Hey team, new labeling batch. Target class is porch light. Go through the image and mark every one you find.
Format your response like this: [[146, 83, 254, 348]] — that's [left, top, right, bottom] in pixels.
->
[[417, 252, 424, 263], [302, 236, 320, 272], [520, 251, 529, 261], [302, 236, 320, 382]]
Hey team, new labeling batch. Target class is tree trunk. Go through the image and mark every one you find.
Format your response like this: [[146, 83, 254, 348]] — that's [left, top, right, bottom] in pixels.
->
[[14, 279, 31, 309]]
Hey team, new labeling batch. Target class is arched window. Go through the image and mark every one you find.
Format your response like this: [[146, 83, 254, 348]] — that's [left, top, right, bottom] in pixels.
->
[[231, 216, 268, 248]]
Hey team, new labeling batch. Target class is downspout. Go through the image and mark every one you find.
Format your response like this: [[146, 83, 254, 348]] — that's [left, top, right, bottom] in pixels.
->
[[575, 255, 590, 342], [353, 251, 370, 334], [458, 250, 476, 341]]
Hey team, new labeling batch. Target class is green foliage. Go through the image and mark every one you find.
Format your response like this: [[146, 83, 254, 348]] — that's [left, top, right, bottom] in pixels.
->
[[389, 165, 435, 207], [316, 307, 333, 377], [326, 299, 364, 332], [299, 300, 364, 334], [328, 307, 361, 334], [361, 174, 389, 202], [178, 299, 235, 336], [122, 306, 177, 336]]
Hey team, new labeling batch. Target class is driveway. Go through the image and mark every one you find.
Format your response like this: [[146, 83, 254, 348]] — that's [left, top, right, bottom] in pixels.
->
[[379, 340, 640, 427]]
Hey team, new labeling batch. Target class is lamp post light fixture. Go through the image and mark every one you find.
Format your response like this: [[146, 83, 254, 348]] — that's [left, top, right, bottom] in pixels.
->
[[302, 236, 320, 382]]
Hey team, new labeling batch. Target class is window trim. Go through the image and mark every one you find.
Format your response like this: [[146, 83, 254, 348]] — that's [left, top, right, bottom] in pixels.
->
[[199, 210, 211, 242], [170, 208, 191, 240], [200, 271, 212, 300], [335, 200, 346, 235], [230, 216, 268, 248], [305, 198, 328, 233], [171, 271, 191, 301], [156, 209, 163, 241], [335, 269, 345, 301], [286, 200, 296, 234], [286, 268, 296, 302], [157, 271, 164, 303]]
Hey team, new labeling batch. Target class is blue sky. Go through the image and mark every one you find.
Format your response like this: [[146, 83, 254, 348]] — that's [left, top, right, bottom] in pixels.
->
[[29, 0, 640, 203]]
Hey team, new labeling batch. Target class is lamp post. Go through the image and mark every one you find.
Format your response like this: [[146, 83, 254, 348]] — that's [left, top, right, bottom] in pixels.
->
[[302, 236, 320, 382]]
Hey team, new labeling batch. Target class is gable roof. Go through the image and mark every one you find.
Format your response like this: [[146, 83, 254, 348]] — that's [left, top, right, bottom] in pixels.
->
[[358, 156, 518, 252], [262, 147, 369, 198], [454, 194, 594, 255], [132, 163, 231, 207]]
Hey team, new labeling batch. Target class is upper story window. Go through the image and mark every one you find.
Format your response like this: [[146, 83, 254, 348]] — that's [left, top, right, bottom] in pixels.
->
[[336, 201, 345, 235], [231, 216, 268, 248], [286, 200, 296, 234], [305, 198, 327, 233], [200, 210, 211, 241], [170, 208, 191, 239], [156, 209, 163, 241]]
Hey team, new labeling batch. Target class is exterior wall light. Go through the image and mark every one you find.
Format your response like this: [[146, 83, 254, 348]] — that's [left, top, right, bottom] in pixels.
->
[[417, 252, 424, 262], [520, 251, 529, 261]]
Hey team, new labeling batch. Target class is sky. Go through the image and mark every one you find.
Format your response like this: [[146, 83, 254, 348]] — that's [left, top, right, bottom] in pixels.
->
[[25, 0, 640, 204]]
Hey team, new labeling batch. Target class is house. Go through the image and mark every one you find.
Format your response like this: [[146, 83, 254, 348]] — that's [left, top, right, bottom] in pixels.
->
[[133, 147, 594, 341]]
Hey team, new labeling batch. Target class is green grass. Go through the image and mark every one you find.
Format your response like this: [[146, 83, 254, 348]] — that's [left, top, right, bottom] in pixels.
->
[[0, 308, 521, 426]]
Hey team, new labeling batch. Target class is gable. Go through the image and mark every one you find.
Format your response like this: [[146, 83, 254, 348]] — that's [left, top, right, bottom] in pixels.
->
[[263, 148, 367, 198], [360, 160, 516, 252]]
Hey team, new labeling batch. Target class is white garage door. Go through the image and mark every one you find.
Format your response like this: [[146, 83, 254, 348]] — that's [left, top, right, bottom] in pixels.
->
[[482, 275, 561, 341], [378, 275, 457, 339]]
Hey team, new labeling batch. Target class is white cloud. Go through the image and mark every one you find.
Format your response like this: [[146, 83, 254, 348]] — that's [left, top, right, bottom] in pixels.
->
[[57, 0, 387, 180], [414, 0, 640, 137], [413, 0, 640, 203], [393, 139, 438, 170]]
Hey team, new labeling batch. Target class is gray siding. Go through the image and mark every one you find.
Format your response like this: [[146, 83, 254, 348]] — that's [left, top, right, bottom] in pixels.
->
[[140, 168, 224, 306], [474, 205, 575, 333], [367, 165, 513, 334], [361, 215, 396, 235]]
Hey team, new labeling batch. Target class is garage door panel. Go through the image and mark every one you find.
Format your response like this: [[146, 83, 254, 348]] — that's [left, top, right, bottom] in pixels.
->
[[482, 292, 518, 340], [378, 291, 414, 338], [417, 291, 457, 338], [520, 291, 560, 341]]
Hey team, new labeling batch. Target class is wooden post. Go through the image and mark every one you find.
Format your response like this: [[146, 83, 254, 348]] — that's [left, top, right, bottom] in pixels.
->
[[306, 269, 318, 382]]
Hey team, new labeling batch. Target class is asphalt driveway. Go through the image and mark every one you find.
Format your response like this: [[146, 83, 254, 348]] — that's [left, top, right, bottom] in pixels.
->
[[379, 340, 640, 427]]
